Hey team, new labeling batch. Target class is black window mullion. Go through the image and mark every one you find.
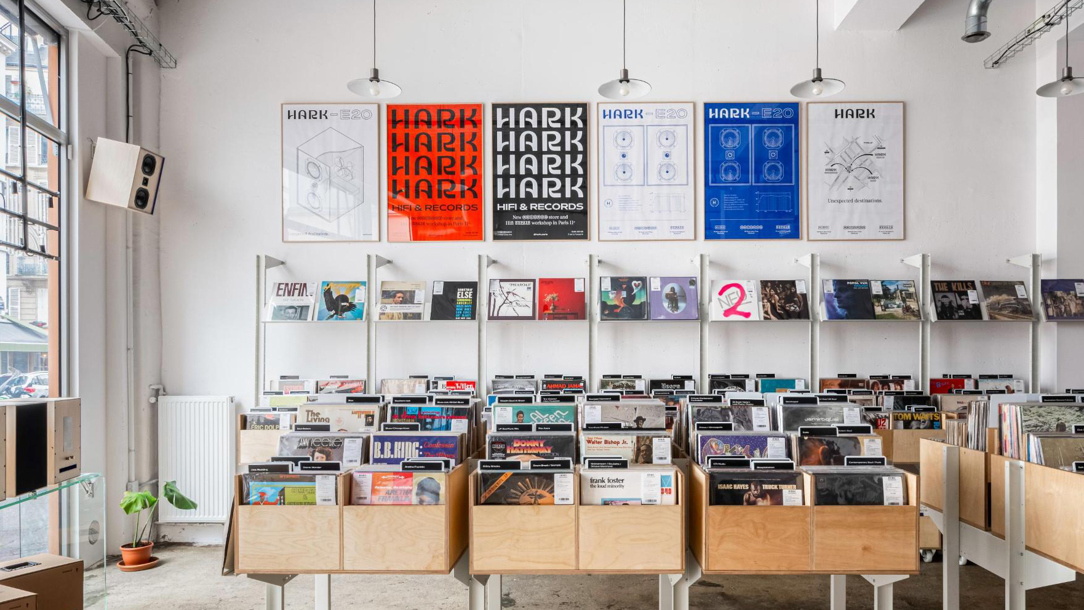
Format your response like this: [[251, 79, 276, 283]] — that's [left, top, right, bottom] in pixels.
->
[[17, 0, 26, 255]]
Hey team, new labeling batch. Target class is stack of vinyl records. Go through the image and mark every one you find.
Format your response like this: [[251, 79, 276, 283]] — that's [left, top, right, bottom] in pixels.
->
[[999, 402, 1084, 459], [706, 468, 805, 506], [792, 434, 882, 466], [580, 430, 671, 464], [579, 465, 678, 506], [694, 431, 789, 466], [241, 472, 338, 506], [477, 468, 575, 505], [486, 431, 577, 463], [349, 466, 447, 505], [805, 465, 909, 506], [1025, 433, 1084, 469]]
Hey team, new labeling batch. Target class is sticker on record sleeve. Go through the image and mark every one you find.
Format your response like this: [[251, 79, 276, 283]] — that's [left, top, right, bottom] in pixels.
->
[[1075, 283, 1084, 297], [783, 489, 803, 506], [862, 437, 883, 457], [844, 407, 861, 425], [316, 475, 336, 506], [795, 280, 807, 294], [823, 281, 834, 294], [353, 472, 373, 504], [967, 290, 979, 305], [601, 277, 611, 292], [767, 437, 787, 458], [451, 419, 468, 432], [650, 277, 661, 292], [584, 404, 601, 423], [1014, 284, 1027, 299], [343, 438, 363, 466], [882, 476, 904, 506], [575, 278, 585, 292], [871, 281, 883, 295], [641, 472, 662, 505], [554, 473, 574, 505], [433, 281, 444, 296], [652, 437, 672, 464], [752, 407, 771, 431]]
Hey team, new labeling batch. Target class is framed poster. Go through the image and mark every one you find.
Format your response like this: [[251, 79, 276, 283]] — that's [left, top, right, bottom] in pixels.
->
[[807, 102, 904, 240], [281, 103, 380, 242], [387, 104, 484, 241], [492, 103, 588, 240], [704, 102, 800, 240], [597, 102, 695, 240]]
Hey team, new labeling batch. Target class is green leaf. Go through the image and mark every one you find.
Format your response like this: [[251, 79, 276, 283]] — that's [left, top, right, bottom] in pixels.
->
[[162, 481, 198, 511], [119, 490, 157, 515]]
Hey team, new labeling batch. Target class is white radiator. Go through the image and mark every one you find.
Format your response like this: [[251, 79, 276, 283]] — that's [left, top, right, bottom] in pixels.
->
[[157, 395, 234, 523]]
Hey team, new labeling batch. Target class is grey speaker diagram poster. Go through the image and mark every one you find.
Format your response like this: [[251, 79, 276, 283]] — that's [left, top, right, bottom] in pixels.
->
[[597, 103, 695, 241], [282, 103, 379, 242], [492, 103, 589, 240], [807, 102, 904, 241]]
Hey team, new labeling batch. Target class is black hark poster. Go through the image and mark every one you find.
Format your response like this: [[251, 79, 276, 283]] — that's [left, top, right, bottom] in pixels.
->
[[492, 103, 588, 240]]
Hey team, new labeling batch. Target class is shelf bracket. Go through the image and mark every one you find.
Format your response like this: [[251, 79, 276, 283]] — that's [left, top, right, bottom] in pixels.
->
[[264, 256, 285, 270], [373, 255, 393, 269], [1007, 254, 1042, 392]]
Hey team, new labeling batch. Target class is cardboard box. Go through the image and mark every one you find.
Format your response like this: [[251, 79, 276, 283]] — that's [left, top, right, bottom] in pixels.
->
[[4, 399, 81, 496], [0, 585, 34, 610], [0, 554, 81, 610]]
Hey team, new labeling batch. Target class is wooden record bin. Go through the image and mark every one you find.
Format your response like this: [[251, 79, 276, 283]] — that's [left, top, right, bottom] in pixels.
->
[[577, 468, 685, 573], [874, 428, 946, 465], [1023, 461, 1084, 573], [233, 474, 343, 574], [342, 464, 469, 573], [919, 438, 989, 530], [236, 415, 284, 466], [689, 464, 812, 574], [810, 470, 920, 574], [468, 470, 579, 574]]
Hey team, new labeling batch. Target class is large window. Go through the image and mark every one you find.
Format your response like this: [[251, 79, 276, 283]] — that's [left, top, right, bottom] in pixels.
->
[[0, 0, 64, 399]]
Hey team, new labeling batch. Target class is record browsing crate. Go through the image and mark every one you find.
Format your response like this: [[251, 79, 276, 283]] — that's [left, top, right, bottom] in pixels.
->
[[236, 414, 284, 466], [688, 463, 812, 574], [577, 468, 685, 573], [873, 427, 946, 464], [342, 463, 469, 573], [919, 438, 989, 530], [809, 469, 920, 574], [1022, 461, 1084, 573], [468, 469, 579, 574], [233, 474, 343, 574]]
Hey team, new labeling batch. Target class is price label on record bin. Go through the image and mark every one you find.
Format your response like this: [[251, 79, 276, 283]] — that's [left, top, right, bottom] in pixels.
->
[[882, 476, 904, 506]]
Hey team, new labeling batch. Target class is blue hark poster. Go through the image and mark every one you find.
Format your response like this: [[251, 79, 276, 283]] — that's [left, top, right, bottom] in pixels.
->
[[704, 103, 800, 240]]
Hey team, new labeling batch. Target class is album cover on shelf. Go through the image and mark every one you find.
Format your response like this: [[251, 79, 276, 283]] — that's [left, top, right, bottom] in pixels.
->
[[872, 280, 921, 320], [808, 466, 908, 506], [380, 378, 429, 395], [600, 276, 648, 320], [477, 471, 574, 505], [650, 378, 696, 393], [268, 378, 315, 394], [297, 404, 380, 433], [584, 402, 667, 429], [980, 280, 1034, 321], [277, 432, 368, 466], [780, 405, 852, 432], [378, 281, 425, 321], [540, 377, 587, 392], [492, 404, 575, 426], [1001, 403, 1084, 459], [537, 277, 587, 320], [350, 470, 446, 505], [315, 281, 365, 321], [579, 466, 678, 505], [867, 378, 914, 392], [1040, 279, 1084, 321], [316, 379, 366, 394], [818, 378, 869, 392], [243, 413, 284, 430], [492, 378, 537, 393], [707, 469, 804, 506], [929, 377, 975, 394], [794, 435, 881, 466], [430, 280, 478, 320], [489, 279, 536, 320], [696, 431, 788, 463], [486, 432, 577, 463], [708, 376, 754, 393], [266, 282, 318, 321], [931, 281, 983, 320], [758, 378, 805, 393], [429, 379, 477, 394], [759, 280, 810, 320], [385, 405, 471, 432], [369, 432, 463, 465], [649, 277, 699, 320], [690, 404, 774, 431], [710, 280, 761, 321], [598, 377, 647, 392], [581, 431, 671, 464], [976, 377, 1025, 393], [242, 473, 334, 506], [822, 280, 875, 320], [1026, 433, 1084, 468]]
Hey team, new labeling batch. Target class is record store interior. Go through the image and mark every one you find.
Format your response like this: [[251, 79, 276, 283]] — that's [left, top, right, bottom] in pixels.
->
[[3, 0, 1084, 608]]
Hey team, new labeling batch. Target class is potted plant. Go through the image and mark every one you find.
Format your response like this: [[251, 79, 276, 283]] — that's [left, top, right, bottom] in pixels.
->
[[119, 481, 197, 570]]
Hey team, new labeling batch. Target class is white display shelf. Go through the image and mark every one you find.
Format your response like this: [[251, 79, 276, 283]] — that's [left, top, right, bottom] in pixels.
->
[[261, 319, 367, 324]]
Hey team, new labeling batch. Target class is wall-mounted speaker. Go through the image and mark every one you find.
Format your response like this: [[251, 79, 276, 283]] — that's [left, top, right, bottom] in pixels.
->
[[85, 137, 164, 214]]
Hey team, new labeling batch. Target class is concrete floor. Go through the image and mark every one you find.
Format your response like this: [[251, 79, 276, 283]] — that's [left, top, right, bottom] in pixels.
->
[[104, 544, 1083, 609]]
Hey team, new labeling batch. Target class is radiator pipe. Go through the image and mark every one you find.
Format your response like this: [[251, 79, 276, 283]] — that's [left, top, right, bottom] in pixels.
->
[[963, 0, 993, 43]]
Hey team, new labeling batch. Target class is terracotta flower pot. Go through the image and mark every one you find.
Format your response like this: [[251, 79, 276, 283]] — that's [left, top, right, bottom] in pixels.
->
[[120, 541, 154, 566]]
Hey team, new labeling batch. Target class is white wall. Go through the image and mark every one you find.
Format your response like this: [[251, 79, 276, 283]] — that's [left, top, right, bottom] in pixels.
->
[[155, 0, 1052, 409]]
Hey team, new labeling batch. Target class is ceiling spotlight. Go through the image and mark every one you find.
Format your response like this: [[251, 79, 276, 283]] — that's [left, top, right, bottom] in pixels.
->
[[347, 0, 401, 99], [1037, 2, 1084, 98], [598, 0, 651, 100], [791, 0, 845, 99]]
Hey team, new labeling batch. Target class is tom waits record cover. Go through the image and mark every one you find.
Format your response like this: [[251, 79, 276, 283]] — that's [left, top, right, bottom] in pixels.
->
[[709, 470, 804, 506], [369, 432, 462, 465]]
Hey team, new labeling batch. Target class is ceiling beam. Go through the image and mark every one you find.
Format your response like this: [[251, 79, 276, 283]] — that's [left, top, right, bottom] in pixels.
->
[[834, 0, 927, 31]]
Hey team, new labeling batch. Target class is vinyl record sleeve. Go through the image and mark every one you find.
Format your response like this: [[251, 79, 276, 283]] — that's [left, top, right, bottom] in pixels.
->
[[708, 469, 804, 506], [710, 280, 761, 321], [579, 467, 678, 505], [822, 280, 876, 320], [759, 280, 810, 320], [369, 432, 463, 466], [537, 277, 587, 320], [1040, 279, 1084, 321], [486, 432, 577, 463], [649, 277, 699, 320], [430, 280, 478, 320], [600, 276, 648, 320]]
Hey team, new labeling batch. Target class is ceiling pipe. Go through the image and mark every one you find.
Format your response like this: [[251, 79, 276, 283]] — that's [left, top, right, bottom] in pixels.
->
[[963, 0, 994, 42]]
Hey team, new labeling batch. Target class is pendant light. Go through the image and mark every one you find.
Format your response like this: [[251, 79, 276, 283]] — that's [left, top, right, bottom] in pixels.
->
[[347, 0, 401, 99], [791, 0, 845, 98], [598, 0, 651, 99], [1037, 2, 1084, 98]]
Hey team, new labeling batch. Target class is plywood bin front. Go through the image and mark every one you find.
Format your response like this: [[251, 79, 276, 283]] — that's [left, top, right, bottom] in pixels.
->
[[234, 475, 342, 574], [469, 470, 578, 574], [236, 415, 284, 465], [919, 439, 989, 530], [1024, 462, 1084, 573], [342, 463, 468, 573], [577, 469, 685, 573], [875, 429, 945, 465], [811, 472, 919, 574]]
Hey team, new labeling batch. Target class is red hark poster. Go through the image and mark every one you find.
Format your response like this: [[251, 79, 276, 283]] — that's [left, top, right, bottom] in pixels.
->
[[387, 104, 484, 241]]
